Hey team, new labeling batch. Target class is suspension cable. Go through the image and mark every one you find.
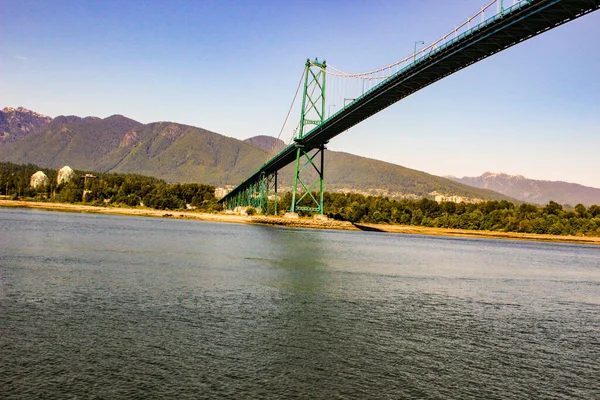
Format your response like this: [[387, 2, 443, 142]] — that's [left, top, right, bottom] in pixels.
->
[[267, 67, 306, 160], [317, 0, 509, 79]]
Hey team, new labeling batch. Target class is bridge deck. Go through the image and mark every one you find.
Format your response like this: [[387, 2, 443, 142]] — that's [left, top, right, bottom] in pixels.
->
[[219, 0, 599, 204]]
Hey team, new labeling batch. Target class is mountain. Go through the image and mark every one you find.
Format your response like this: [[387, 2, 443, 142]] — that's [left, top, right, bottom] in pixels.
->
[[448, 172, 600, 206], [0, 107, 514, 202], [0, 107, 52, 144], [321, 152, 507, 200], [243, 135, 286, 152], [104, 122, 270, 184], [1, 113, 143, 171]]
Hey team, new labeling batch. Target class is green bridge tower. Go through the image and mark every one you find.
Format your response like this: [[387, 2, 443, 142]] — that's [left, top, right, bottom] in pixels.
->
[[290, 58, 327, 215]]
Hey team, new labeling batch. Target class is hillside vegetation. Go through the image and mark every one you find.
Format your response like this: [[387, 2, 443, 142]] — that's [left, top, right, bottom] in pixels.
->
[[0, 108, 514, 202]]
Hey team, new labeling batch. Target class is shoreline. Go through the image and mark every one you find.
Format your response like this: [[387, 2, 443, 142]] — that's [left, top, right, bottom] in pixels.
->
[[2, 199, 599, 245]]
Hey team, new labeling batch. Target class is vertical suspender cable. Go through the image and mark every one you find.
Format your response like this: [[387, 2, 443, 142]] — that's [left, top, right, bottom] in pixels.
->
[[268, 68, 307, 161]]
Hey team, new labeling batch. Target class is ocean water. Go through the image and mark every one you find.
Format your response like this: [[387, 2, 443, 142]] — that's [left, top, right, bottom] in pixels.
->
[[1, 207, 599, 399]]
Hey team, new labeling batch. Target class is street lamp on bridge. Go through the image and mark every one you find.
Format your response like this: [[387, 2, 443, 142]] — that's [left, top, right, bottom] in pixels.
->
[[328, 104, 336, 118], [414, 40, 425, 64]]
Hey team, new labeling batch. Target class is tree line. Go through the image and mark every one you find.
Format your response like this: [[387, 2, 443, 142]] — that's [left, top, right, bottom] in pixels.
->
[[3, 161, 600, 237], [274, 191, 600, 237], [0, 162, 220, 212]]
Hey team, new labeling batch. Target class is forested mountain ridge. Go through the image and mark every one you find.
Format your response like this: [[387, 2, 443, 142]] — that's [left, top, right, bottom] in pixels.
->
[[0, 107, 513, 201]]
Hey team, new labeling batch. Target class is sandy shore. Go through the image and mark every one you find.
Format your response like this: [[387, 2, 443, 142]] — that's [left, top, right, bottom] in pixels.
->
[[0, 199, 252, 224], [354, 223, 600, 245], [2, 199, 599, 245]]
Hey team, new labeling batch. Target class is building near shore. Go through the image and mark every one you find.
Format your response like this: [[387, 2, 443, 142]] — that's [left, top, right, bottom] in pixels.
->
[[30, 171, 49, 188], [430, 191, 483, 204], [57, 165, 74, 184]]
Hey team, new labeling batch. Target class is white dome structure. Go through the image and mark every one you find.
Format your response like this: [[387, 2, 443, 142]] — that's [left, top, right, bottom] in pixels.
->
[[57, 165, 74, 184], [30, 171, 49, 188]]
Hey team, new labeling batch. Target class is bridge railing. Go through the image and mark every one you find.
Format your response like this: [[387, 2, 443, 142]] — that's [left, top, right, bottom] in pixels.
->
[[323, 0, 533, 125]]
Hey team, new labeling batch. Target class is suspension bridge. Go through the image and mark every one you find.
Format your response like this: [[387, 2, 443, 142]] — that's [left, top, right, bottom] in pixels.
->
[[218, 0, 599, 215]]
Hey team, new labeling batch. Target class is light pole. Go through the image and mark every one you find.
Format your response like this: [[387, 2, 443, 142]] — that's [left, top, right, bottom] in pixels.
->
[[82, 174, 97, 202], [414, 40, 425, 64], [328, 104, 336, 117]]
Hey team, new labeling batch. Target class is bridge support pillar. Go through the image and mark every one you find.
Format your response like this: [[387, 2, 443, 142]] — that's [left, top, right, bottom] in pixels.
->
[[274, 171, 278, 216], [222, 171, 281, 215], [290, 58, 327, 216], [291, 143, 326, 215]]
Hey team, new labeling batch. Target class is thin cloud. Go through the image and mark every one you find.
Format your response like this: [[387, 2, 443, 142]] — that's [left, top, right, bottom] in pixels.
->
[[15, 55, 28, 62]]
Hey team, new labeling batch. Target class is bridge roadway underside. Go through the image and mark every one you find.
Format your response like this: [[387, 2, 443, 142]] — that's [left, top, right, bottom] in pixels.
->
[[219, 0, 599, 204]]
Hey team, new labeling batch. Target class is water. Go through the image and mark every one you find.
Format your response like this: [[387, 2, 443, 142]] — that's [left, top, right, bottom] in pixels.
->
[[1, 208, 599, 399]]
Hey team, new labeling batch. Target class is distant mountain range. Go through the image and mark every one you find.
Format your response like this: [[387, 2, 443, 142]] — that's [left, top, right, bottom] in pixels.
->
[[0, 107, 52, 144], [0, 106, 525, 202], [448, 172, 600, 206]]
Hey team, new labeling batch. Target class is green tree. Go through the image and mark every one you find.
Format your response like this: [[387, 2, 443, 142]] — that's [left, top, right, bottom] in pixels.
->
[[543, 201, 563, 216]]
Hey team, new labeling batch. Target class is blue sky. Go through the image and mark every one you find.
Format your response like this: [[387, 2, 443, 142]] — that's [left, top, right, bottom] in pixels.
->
[[2, 1, 599, 187]]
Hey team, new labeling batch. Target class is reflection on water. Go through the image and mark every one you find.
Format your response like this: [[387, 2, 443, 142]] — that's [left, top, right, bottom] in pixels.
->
[[1, 208, 599, 399]]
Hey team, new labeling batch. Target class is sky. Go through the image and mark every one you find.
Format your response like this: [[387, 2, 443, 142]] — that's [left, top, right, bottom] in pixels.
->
[[2, 0, 599, 187]]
